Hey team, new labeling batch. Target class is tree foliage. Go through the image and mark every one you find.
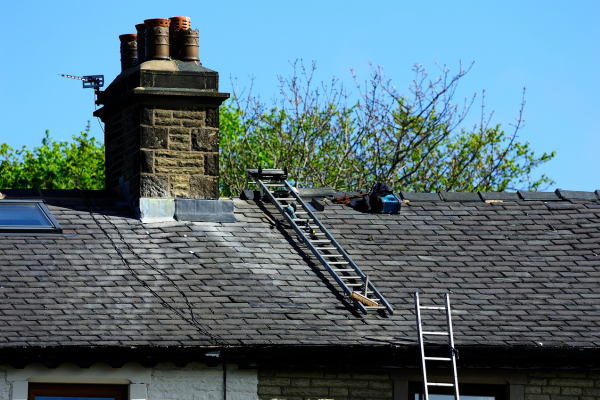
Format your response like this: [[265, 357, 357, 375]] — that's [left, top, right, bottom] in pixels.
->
[[0, 123, 105, 190], [1, 62, 555, 196], [219, 61, 555, 197]]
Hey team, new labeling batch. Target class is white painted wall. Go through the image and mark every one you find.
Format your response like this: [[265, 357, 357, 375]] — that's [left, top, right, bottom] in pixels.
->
[[1, 362, 258, 400], [148, 363, 258, 400], [0, 364, 11, 400]]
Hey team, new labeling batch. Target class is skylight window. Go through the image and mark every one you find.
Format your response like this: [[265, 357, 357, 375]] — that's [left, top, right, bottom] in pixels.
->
[[0, 200, 62, 234]]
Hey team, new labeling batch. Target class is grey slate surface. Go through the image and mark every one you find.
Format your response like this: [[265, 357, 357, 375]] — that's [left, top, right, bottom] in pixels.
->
[[399, 192, 443, 202], [556, 189, 599, 201], [439, 192, 481, 202], [518, 191, 561, 201], [1, 196, 600, 349], [478, 192, 521, 202]]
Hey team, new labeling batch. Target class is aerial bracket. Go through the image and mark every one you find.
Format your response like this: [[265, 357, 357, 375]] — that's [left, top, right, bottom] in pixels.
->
[[60, 74, 104, 89]]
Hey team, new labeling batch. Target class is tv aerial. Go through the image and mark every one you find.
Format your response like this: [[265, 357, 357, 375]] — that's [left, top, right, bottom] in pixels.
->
[[60, 74, 104, 105]]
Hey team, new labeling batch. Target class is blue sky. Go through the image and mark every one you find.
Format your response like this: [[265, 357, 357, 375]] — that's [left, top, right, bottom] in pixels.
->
[[1, 1, 598, 191]]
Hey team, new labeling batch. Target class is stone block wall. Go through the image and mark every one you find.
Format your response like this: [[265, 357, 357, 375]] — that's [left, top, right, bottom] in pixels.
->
[[258, 370, 393, 400], [525, 371, 600, 400], [104, 104, 139, 197], [141, 106, 219, 199], [104, 103, 220, 202]]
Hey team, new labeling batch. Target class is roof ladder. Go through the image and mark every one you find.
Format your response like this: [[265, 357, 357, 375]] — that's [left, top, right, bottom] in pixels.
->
[[414, 292, 460, 400], [246, 167, 393, 314]]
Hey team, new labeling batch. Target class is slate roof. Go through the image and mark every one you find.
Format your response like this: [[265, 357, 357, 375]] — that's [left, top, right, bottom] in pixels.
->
[[1, 191, 600, 351]]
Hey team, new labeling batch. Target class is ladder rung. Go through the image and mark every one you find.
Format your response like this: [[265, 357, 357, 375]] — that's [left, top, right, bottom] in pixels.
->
[[329, 262, 350, 264], [345, 283, 363, 287], [340, 276, 361, 280], [309, 239, 331, 243], [424, 357, 453, 361], [263, 184, 283, 186], [333, 268, 353, 272], [422, 331, 449, 335], [427, 383, 455, 387], [277, 198, 297, 201], [292, 218, 308, 222], [420, 306, 446, 310], [316, 247, 337, 251]]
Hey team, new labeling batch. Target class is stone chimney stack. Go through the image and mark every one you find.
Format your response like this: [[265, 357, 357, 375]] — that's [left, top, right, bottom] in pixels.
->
[[94, 17, 230, 221]]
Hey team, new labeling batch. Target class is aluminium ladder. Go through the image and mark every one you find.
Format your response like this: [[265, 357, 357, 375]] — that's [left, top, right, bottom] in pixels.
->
[[246, 167, 393, 314], [414, 292, 460, 400]]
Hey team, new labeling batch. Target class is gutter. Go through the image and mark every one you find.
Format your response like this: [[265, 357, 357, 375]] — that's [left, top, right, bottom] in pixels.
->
[[1, 344, 599, 370]]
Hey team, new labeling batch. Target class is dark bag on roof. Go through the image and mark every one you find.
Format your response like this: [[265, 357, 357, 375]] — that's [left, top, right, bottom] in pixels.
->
[[348, 182, 395, 213]]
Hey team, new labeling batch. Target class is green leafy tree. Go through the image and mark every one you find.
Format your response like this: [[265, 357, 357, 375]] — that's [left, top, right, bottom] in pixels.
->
[[219, 61, 555, 196], [0, 123, 105, 190]]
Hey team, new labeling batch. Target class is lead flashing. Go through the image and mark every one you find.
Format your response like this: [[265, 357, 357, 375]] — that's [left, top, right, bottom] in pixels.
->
[[175, 199, 236, 222], [139, 198, 175, 223]]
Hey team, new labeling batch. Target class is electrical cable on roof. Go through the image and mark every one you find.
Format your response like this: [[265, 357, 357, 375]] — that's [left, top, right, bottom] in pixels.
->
[[79, 190, 228, 347], [93, 99, 105, 135]]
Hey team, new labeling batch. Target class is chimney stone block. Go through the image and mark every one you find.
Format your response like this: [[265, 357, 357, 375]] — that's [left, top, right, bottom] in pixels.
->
[[141, 127, 168, 149], [204, 154, 219, 176], [154, 110, 173, 118], [206, 108, 219, 127], [141, 108, 154, 125], [182, 119, 204, 128], [192, 129, 218, 152], [140, 151, 154, 173], [156, 118, 177, 126], [140, 175, 169, 198], [190, 176, 219, 199]]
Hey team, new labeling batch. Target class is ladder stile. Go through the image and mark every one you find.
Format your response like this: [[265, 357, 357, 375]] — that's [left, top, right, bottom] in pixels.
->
[[282, 179, 393, 314], [415, 292, 460, 400], [245, 168, 393, 315], [446, 293, 460, 400], [414, 292, 429, 400]]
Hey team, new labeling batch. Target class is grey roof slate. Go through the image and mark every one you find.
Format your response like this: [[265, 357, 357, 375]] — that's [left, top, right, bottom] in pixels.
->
[[478, 192, 520, 202], [399, 192, 443, 202], [556, 189, 599, 201], [518, 190, 561, 201], [439, 192, 481, 202], [1, 193, 600, 350]]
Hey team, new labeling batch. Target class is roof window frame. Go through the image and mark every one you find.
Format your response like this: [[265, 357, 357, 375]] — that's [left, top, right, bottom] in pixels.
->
[[0, 199, 62, 234]]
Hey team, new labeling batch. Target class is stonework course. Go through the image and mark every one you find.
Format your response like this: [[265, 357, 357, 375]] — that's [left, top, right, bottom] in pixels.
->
[[258, 370, 393, 400], [102, 104, 220, 200], [525, 371, 600, 400], [139, 107, 220, 199], [103, 105, 140, 198]]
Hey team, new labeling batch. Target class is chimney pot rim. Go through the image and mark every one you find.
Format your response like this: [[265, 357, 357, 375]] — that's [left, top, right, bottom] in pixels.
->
[[144, 18, 170, 27], [119, 33, 137, 42]]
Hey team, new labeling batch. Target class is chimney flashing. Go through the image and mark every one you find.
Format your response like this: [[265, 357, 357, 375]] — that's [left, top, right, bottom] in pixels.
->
[[174, 199, 236, 222], [139, 198, 175, 223], [138, 198, 236, 223]]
